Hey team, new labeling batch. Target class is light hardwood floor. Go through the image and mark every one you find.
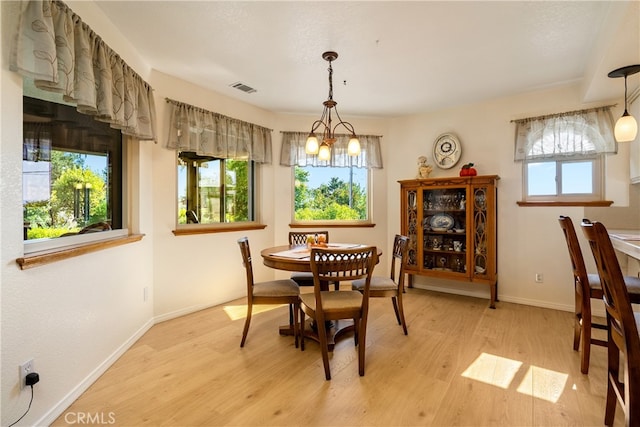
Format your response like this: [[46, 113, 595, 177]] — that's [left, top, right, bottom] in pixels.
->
[[52, 288, 624, 426]]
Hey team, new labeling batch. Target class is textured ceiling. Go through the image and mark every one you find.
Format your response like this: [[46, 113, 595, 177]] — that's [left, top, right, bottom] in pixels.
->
[[94, 1, 640, 117]]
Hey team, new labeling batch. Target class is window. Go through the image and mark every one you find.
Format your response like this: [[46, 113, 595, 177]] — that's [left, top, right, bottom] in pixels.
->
[[524, 157, 602, 201], [165, 98, 272, 231], [293, 165, 369, 222], [514, 106, 615, 203], [22, 97, 125, 252], [280, 132, 382, 223], [177, 152, 254, 224]]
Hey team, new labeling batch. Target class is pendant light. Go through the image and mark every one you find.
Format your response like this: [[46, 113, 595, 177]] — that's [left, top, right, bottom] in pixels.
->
[[305, 51, 360, 159], [608, 64, 640, 142]]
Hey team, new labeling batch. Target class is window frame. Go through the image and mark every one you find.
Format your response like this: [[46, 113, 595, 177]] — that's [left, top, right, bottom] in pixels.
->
[[22, 96, 131, 256], [290, 164, 373, 226], [522, 154, 604, 203]]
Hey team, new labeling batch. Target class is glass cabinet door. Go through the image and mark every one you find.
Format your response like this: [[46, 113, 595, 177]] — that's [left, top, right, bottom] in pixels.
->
[[422, 187, 467, 274], [473, 186, 489, 277], [405, 189, 419, 268]]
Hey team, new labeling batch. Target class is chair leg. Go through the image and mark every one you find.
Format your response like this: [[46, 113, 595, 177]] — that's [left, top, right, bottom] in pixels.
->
[[573, 313, 582, 351], [573, 288, 582, 352], [357, 314, 368, 377], [353, 318, 359, 346], [604, 329, 619, 426], [316, 317, 331, 380], [395, 294, 408, 335], [240, 303, 253, 348], [580, 314, 592, 375], [300, 308, 306, 351], [293, 303, 299, 349], [289, 304, 294, 327], [391, 296, 401, 325]]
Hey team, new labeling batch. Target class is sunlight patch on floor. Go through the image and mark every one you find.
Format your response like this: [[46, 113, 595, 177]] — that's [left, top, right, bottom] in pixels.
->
[[461, 352, 522, 389], [462, 352, 568, 403], [223, 304, 286, 321], [517, 365, 568, 403]]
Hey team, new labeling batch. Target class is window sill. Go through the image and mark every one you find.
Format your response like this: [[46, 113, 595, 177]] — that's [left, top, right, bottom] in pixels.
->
[[289, 222, 376, 228], [172, 222, 267, 236], [517, 200, 613, 207], [16, 234, 145, 270]]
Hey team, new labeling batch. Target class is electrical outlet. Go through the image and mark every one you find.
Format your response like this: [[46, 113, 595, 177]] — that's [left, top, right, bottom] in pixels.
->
[[143, 287, 148, 302], [535, 273, 544, 283], [19, 359, 34, 389]]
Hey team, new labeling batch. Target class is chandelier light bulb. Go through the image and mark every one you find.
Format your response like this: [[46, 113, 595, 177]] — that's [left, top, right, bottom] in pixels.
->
[[305, 134, 319, 154], [614, 112, 638, 142], [347, 136, 361, 156], [318, 143, 331, 161]]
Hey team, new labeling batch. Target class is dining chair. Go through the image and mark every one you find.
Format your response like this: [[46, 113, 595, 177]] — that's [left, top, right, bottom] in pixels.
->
[[558, 216, 640, 374], [352, 234, 410, 335], [300, 245, 377, 380], [237, 237, 300, 348], [581, 220, 640, 427], [288, 231, 338, 290]]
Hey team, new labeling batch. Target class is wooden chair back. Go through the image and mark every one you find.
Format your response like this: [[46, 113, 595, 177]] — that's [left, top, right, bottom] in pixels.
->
[[558, 215, 591, 297], [289, 231, 329, 246], [310, 246, 377, 318], [237, 236, 255, 296], [390, 234, 409, 291], [581, 219, 640, 426]]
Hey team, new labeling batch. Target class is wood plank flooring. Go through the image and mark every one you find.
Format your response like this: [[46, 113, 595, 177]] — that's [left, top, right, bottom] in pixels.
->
[[52, 288, 624, 426]]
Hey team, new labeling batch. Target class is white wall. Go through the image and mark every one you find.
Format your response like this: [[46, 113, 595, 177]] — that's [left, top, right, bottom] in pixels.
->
[[1, 0, 636, 425]]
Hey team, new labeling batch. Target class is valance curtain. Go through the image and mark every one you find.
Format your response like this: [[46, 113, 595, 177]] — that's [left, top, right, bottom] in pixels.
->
[[164, 99, 272, 164], [10, 0, 157, 141], [23, 122, 52, 162], [513, 106, 616, 161], [280, 132, 383, 168]]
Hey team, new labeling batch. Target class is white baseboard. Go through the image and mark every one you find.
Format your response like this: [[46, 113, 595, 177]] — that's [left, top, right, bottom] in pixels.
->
[[153, 302, 219, 324], [412, 283, 578, 314], [36, 318, 154, 426]]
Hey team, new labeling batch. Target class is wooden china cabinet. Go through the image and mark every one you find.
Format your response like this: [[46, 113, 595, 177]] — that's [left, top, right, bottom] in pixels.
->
[[399, 175, 499, 308]]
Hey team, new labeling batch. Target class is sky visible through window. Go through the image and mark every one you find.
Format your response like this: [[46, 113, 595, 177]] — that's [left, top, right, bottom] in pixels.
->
[[304, 165, 367, 189], [528, 161, 592, 196]]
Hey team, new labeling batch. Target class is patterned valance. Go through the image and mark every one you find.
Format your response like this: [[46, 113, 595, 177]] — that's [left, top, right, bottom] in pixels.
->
[[513, 106, 616, 161], [280, 132, 383, 168], [10, 0, 157, 141], [164, 98, 272, 164]]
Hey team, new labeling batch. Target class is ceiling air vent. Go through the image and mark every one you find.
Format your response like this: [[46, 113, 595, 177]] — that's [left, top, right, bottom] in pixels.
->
[[230, 82, 257, 94]]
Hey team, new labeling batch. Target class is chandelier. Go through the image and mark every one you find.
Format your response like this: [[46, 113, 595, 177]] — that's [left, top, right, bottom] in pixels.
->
[[305, 51, 360, 161]]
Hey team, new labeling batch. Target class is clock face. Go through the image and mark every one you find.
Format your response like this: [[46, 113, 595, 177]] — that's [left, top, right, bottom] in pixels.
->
[[433, 133, 462, 169]]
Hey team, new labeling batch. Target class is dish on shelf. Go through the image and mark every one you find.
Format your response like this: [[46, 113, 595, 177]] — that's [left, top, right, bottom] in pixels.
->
[[430, 213, 455, 230], [431, 227, 449, 232], [454, 228, 465, 233]]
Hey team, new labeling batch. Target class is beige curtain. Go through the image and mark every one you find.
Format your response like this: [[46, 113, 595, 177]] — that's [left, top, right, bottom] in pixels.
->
[[513, 106, 616, 161], [10, 0, 157, 141], [280, 132, 383, 168], [165, 99, 272, 164]]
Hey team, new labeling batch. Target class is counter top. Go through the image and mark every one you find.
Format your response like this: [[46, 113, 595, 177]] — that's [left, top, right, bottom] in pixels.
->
[[609, 230, 640, 260]]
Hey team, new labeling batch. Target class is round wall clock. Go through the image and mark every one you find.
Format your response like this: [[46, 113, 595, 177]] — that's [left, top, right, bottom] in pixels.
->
[[433, 133, 462, 169]]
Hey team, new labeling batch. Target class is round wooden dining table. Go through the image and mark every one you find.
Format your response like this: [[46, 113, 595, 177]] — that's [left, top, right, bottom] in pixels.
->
[[260, 244, 381, 351]]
